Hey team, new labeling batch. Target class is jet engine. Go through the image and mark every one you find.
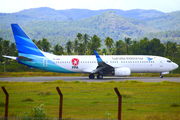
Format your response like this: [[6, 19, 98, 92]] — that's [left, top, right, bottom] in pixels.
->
[[114, 67, 131, 76]]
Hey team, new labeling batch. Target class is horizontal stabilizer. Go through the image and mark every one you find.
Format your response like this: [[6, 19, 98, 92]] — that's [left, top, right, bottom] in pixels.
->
[[2, 55, 17, 60], [18, 56, 33, 61]]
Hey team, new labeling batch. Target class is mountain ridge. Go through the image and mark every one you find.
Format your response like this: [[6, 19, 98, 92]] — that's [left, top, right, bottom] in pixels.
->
[[0, 7, 179, 45]]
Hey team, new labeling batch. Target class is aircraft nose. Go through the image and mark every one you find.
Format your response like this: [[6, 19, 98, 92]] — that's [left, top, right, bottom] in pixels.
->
[[173, 63, 179, 69]]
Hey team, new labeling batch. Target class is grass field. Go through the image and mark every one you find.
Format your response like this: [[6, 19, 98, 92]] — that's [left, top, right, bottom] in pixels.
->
[[0, 80, 180, 119], [1, 72, 180, 77]]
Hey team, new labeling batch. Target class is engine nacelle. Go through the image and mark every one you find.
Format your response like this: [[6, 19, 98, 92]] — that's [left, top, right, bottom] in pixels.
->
[[114, 67, 131, 76]]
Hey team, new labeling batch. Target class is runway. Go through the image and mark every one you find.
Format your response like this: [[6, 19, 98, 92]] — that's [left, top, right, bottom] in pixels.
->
[[0, 77, 179, 82]]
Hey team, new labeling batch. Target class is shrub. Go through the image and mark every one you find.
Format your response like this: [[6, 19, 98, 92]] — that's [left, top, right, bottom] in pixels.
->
[[21, 98, 34, 102], [31, 104, 46, 118]]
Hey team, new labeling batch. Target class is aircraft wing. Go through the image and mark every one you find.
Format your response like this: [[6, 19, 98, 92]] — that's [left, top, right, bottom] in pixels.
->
[[83, 66, 97, 73], [93, 51, 114, 74]]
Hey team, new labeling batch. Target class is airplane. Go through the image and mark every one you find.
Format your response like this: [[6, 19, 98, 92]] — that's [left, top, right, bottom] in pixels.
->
[[3, 24, 179, 79]]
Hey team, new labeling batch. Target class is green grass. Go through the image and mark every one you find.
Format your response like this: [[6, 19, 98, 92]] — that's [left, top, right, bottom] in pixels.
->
[[0, 80, 180, 119], [1, 72, 180, 77]]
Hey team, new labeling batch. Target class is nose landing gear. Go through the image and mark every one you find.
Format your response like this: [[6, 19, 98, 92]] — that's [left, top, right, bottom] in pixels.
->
[[159, 72, 163, 78]]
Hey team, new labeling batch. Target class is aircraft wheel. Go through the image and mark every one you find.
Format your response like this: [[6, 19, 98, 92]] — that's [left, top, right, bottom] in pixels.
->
[[159, 73, 163, 78], [89, 74, 95, 79], [159, 75, 163, 78], [97, 74, 103, 79]]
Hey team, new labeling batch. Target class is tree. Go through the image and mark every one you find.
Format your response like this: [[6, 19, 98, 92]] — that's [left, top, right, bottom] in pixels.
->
[[0, 37, 3, 42], [130, 40, 140, 55], [0, 42, 2, 63], [82, 33, 90, 55], [10, 43, 17, 56], [41, 38, 51, 52], [66, 40, 73, 55], [2, 40, 10, 55], [76, 33, 82, 42], [138, 37, 150, 55], [113, 40, 125, 55], [124, 37, 132, 55], [53, 44, 64, 55], [0, 37, 3, 62], [33, 39, 42, 50], [74, 39, 79, 54], [78, 43, 84, 55], [149, 38, 165, 56], [165, 41, 173, 56], [171, 42, 177, 55], [102, 48, 107, 55], [2, 40, 10, 66], [104, 37, 114, 50], [88, 35, 101, 55]]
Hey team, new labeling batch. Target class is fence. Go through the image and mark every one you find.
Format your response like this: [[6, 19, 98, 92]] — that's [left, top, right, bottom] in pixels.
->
[[0, 117, 117, 120], [1, 86, 122, 120], [0, 81, 180, 120]]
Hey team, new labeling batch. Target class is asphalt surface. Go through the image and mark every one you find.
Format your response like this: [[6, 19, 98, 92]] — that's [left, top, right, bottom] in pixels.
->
[[0, 76, 179, 82]]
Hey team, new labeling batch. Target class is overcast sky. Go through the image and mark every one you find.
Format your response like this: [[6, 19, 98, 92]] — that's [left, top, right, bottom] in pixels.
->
[[0, 0, 180, 13]]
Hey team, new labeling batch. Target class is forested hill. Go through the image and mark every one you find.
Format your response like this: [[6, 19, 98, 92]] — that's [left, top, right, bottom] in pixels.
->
[[144, 11, 180, 31], [0, 7, 180, 45]]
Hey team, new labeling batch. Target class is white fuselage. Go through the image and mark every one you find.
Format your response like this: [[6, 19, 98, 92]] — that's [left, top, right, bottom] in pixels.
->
[[44, 53, 178, 74]]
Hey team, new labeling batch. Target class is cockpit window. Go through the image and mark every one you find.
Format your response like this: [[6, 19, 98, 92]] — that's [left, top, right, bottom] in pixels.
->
[[167, 60, 171, 63]]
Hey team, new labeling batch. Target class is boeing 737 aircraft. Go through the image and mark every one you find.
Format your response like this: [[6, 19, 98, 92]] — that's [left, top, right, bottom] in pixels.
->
[[3, 24, 179, 79]]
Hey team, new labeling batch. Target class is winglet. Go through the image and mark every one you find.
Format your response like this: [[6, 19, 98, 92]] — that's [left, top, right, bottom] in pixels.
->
[[94, 50, 103, 63]]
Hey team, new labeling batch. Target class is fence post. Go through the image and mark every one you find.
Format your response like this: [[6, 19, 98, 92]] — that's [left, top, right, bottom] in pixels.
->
[[56, 87, 63, 119], [1, 86, 9, 120], [114, 87, 122, 120]]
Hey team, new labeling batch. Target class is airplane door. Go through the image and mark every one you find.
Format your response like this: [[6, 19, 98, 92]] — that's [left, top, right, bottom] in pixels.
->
[[43, 59, 48, 67], [160, 59, 163, 67]]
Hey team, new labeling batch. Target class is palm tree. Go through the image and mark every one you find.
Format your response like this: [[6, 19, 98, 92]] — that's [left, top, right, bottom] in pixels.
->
[[66, 40, 73, 55], [125, 37, 132, 55], [76, 33, 82, 42], [102, 48, 107, 55], [83, 33, 89, 55], [74, 38, 79, 55], [10, 43, 17, 56], [41, 38, 51, 52], [3, 40, 10, 66], [104, 37, 114, 50], [3, 40, 10, 54], [53, 44, 64, 55], [78, 43, 84, 55], [36, 40, 42, 50], [0, 37, 3, 42], [88, 35, 101, 55], [0, 38, 3, 62]]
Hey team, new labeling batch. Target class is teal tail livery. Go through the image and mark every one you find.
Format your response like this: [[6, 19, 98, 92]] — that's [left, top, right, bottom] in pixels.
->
[[3, 24, 179, 79]]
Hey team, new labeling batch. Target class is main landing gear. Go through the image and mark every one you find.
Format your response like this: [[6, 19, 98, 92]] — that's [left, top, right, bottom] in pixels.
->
[[89, 74, 95, 79], [97, 74, 103, 79], [159, 72, 163, 78], [89, 74, 103, 79]]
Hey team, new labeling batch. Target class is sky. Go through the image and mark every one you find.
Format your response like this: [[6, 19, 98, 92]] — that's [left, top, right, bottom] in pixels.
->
[[0, 0, 180, 13]]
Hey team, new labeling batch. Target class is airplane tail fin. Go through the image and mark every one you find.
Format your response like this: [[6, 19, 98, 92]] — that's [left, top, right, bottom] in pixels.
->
[[11, 24, 44, 57]]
